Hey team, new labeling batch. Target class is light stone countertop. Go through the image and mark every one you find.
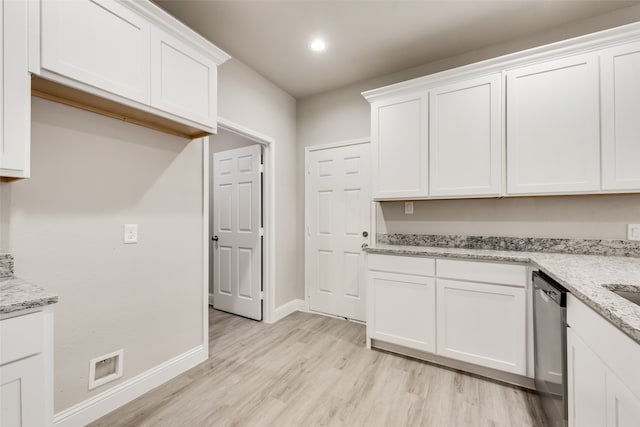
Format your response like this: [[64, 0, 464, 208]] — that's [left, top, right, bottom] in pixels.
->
[[0, 277, 59, 315], [365, 244, 640, 345]]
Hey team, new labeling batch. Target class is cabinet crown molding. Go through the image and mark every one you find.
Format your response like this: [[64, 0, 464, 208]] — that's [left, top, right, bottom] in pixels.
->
[[362, 21, 640, 103], [118, 0, 231, 65]]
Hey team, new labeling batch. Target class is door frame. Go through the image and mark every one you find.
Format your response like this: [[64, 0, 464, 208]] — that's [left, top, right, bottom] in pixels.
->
[[304, 138, 372, 318], [205, 117, 276, 332]]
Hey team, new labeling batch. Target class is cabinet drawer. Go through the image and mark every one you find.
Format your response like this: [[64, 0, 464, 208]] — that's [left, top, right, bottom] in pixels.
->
[[0, 312, 44, 365], [437, 259, 528, 287], [368, 254, 435, 276]]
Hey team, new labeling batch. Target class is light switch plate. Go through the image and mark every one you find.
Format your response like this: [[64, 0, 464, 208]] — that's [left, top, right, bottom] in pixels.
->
[[628, 224, 640, 241], [405, 202, 414, 215], [124, 224, 138, 244]]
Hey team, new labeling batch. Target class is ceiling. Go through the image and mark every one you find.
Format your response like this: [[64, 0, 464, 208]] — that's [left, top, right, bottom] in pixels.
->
[[153, 0, 639, 99]]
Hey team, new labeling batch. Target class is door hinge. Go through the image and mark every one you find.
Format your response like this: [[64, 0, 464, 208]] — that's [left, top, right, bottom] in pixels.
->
[[259, 164, 264, 173], [259, 227, 264, 237], [307, 225, 310, 236], [259, 291, 264, 300], [307, 163, 310, 175]]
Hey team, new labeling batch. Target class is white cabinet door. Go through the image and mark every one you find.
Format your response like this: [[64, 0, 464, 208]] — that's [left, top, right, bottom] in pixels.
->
[[606, 371, 640, 427], [368, 271, 436, 352], [41, 0, 151, 104], [429, 73, 502, 197], [151, 28, 217, 128], [371, 92, 428, 199], [436, 278, 526, 374], [0, 0, 30, 178], [601, 42, 640, 191], [567, 328, 607, 427], [506, 54, 600, 195], [0, 355, 46, 427]]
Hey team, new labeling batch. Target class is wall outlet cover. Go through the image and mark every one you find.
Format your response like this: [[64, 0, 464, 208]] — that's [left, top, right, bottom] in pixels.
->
[[405, 202, 414, 215], [124, 224, 138, 244], [628, 224, 640, 241]]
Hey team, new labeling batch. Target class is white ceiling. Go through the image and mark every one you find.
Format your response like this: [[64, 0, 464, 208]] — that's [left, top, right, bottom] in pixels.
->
[[153, 0, 638, 99]]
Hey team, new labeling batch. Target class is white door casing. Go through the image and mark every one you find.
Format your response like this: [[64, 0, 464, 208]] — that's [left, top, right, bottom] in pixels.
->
[[306, 140, 371, 322], [212, 144, 262, 320]]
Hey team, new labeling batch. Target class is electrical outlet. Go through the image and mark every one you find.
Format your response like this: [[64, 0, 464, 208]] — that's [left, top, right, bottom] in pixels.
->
[[628, 224, 640, 241], [405, 202, 414, 215], [124, 224, 138, 244]]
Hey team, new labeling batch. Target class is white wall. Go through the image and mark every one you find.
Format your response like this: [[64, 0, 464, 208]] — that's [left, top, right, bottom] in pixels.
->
[[296, 4, 640, 287], [217, 58, 299, 304], [4, 98, 204, 412]]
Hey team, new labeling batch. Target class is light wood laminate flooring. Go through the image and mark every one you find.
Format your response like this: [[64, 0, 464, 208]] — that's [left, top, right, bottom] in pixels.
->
[[91, 309, 547, 427]]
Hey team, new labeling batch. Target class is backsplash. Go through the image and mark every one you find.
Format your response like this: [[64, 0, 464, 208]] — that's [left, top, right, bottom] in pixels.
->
[[377, 234, 640, 258], [0, 254, 14, 279]]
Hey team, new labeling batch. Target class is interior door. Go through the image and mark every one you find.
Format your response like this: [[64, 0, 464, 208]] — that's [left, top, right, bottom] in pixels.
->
[[212, 145, 262, 320], [307, 142, 371, 321]]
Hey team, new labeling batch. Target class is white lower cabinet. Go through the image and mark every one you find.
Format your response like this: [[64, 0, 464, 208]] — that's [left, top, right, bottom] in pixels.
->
[[567, 328, 607, 427], [0, 309, 53, 427], [606, 369, 640, 427], [0, 354, 46, 427], [366, 254, 530, 378], [567, 294, 640, 427], [436, 278, 526, 374], [368, 271, 436, 352]]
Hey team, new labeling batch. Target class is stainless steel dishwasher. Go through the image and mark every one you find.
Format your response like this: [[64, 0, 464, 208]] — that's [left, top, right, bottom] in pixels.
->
[[533, 270, 569, 427]]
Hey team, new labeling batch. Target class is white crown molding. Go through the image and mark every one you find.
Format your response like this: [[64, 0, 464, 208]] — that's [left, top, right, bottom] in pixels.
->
[[118, 0, 231, 65], [362, 21, 640, 103]]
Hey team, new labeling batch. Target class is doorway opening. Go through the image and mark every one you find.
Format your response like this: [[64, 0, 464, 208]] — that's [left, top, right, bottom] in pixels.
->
[[208, 118, 275, 322]]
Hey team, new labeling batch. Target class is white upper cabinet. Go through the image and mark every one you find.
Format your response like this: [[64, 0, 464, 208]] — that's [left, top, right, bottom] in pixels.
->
[[506, 54, 601, 195], [429, 73, 502, 197], [371, 92, 428, 199], [1, 0, 31, 178], [600, 41, 640, 192], [151, 28, 217, 128], [365, 24, 640, 199], [41, 0, 152, 104]]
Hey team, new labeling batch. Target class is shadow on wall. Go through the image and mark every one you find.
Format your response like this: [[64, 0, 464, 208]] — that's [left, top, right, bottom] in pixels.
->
[[378, 195, 640, 240], [8, 97, 193, 216]]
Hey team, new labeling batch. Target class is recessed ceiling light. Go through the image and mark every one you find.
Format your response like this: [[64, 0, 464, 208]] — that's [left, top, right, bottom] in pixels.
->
[[310, 38, 326, 52]]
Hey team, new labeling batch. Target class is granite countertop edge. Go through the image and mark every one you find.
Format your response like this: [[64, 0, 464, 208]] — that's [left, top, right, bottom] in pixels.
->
[[365, 244, 640, 345], [0, 277, 59, 315]]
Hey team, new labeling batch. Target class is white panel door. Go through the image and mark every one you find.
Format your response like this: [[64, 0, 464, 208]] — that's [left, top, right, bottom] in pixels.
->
[[212, 145, 262, 320], [307, 142, 370, 321], [506, 54, 600, 195], [371, 92, 428, 199], [601, 42, 640, 191], [429, 73, 502, 197], [151, 28, 217, 128], [41, 0, 151, 104], [567, 328, 607, 427], [368, 271, 436, 352], [436, 279, 526, 374]]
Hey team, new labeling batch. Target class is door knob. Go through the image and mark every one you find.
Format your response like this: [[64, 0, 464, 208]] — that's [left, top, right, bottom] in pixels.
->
[[362, 231, 368, 238], [211, 235, 219, 241]]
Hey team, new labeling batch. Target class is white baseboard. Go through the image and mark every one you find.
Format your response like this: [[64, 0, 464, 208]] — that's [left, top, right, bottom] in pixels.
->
[[269, 298, 305, 323], [208, 293, 215, 306], [53, 345, 207, 427]]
